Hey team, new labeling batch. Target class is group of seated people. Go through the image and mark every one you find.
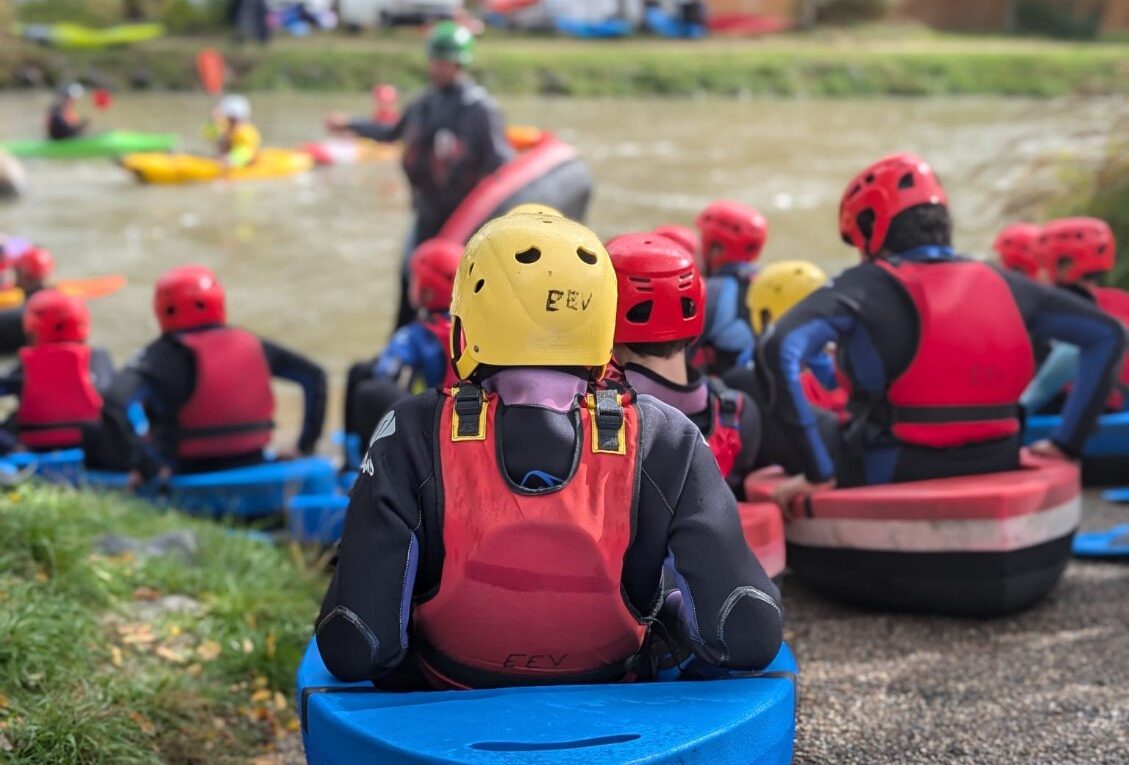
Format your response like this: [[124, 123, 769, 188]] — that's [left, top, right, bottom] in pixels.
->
[[319, 153, 1127, 690], [3, 152, 1125, 690]]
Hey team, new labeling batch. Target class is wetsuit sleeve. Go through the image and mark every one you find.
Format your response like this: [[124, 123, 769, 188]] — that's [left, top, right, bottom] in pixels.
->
[[260, 338, 328, 455], [639, 402, 783, 670], [758, 287, 855, 483], [0, 362, 22, 398], [0, 309, 27, 356], [89, 348, 116, 393], [465, 97, 513, 176], [1021, 343, 1079, 414], [373, 325, 424, 384], [347, 104, 409, 142], [316, 395, 440, 681], [1003, 271, 1126, 455], [807, 350, 839, 389], [101, 364, 166, 478]]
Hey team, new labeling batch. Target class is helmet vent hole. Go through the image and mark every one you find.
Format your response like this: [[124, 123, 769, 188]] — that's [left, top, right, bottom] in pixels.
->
[[195, 300, 206, 310], [625, 301, 653, 324], [681, 298, 697, 319], [468, 262, 475, 275], [166, 306, 175, 315], [857, 210, 876, 241], [577, 247, 598, 265], [473, 279, 485, 293], [515, 247, 541, 264], [897, 172, 915, 189]]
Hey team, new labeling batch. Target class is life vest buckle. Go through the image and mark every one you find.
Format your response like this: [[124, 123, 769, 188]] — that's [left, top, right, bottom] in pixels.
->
[[590, 390, 626, 455], [452, 385, 487, 441]]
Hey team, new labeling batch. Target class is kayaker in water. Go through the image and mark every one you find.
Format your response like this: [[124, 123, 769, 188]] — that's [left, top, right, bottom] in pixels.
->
[[326, 21, 513, 328], [690, 201, 767, 376], [316, 209, 783, 690], [605, 232, 762, 497], [1022, 218, 1129, 415], [342, 237, 462, 463], [46, 84, 90, 141], [0, 290, 137, 470], [205, 95, 261, 169], [0, 247, 56, 354], [993, 222, 1042, 280], [105, 265, 327, 476], [759, 154, 1126, 508]]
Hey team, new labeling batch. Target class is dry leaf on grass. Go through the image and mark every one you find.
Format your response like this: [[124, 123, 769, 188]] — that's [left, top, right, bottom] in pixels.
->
[[128, 711, 156, 736], [197, 640, 221, 661]]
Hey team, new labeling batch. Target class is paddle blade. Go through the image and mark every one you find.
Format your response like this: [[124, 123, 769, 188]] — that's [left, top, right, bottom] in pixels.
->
[[56, 274, 127, 301], [196, 49, 226, 95], [92, 89, 113, 110]]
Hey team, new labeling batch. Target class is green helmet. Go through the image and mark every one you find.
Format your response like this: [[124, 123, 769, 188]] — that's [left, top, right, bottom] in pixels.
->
[[427, 21, 474, 66]]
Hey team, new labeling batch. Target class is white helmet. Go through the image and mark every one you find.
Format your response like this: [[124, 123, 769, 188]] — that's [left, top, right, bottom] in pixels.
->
[[218, 94, 251, 122]]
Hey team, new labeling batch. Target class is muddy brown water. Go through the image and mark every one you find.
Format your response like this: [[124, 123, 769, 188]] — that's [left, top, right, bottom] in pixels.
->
[[0, 93, 1114, 440]]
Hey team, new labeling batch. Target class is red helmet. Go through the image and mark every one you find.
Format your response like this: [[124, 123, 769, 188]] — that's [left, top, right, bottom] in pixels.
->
[[1037, 217, 1116, 285], [696, 201, 767, 272], [839, 153, 948, 258], [153, 265, 226, 333], [14, 247, 55, 282], [409, 238, 463, 312], [23, 289, 90, 345], [652, 225, 700, 258], [992, 223, 1041, 278], [607, 232, 706, 345]]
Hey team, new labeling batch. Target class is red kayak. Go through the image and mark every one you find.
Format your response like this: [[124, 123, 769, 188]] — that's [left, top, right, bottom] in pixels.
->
[[745, 455, 1080, 616], [740, 502, 785, 579]]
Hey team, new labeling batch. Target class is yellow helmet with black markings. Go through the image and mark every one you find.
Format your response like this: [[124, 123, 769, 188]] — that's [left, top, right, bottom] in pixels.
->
[[450, 209, 617, 380]]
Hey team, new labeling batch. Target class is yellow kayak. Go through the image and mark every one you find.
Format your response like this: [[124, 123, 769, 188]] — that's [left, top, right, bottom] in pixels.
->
[[120, 148, 314, 185], [0, 275, 128, 310]]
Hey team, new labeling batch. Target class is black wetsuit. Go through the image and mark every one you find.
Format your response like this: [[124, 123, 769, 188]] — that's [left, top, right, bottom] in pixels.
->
[[317, 373, 784, 688], [106, 327, 327, 475], [47, 104, 88, 141], [757, 250, 1126, 486], [347, 77, 512, 327]]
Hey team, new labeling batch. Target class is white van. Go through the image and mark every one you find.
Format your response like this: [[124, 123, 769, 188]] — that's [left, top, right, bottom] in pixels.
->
[[338, 0, 463, 28]]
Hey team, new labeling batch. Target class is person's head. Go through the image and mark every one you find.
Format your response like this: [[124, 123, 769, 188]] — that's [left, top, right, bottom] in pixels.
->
[[153, 265, 226, 334], [57, 82, 84, 105], [1037, 217, 1116, 287], [217, 94, 252, 126], [23, 289, 90, 346], [652, 225, 700, 261], [696, 201, 767, 275], [426, 21, 474, 87], [450, 208, 616, 382], [409, 238, 463, 314], [13, 247, 54, 292], [839, 153, 950, 259], [607, 232, 705, 362], [992, 222, 1042, 279], [747, 260, 828, 336]]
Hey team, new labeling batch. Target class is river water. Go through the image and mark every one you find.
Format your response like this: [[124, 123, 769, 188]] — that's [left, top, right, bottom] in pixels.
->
[[0, 92, 1112, 436]]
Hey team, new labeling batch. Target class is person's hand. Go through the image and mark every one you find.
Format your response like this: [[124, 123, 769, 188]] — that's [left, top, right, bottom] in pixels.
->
[[1028, 439, 1072, 462], [325, 113, 350, 133], [276, 447, 302, 461], [772, 474, 836, 519]]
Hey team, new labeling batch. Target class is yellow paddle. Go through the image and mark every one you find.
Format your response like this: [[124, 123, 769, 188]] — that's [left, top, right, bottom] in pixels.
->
[[0, 274, 128, 310]]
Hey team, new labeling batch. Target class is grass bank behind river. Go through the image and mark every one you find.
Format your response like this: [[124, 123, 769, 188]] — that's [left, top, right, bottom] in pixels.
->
[[0, 486, 326, 764], [3, 28, 1129, 98]]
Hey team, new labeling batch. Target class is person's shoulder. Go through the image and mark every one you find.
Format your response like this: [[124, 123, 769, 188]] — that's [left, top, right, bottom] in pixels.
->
[[633, 393, 705, 457]]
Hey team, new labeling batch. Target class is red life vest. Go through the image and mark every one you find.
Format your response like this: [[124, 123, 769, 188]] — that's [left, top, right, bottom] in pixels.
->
[[422, 314, 459, 389], [17, 344, 102, 450], [706, 388, 744, 478], [875, 259, 1034, 448], [1091, 286, 1129, 411], [175, 327, 275, 459], [414, 386, 647, 689]]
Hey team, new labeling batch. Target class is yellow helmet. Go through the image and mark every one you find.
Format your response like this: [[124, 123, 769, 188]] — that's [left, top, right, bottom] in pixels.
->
[[507, 203, 563, 217], [748, 260, 828, 335], [451, 210, 617, 380]]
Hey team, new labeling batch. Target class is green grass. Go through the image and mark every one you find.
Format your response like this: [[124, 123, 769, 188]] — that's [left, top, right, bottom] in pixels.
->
[[3, 27, 1129, 97], [0, 486, 327, 764]]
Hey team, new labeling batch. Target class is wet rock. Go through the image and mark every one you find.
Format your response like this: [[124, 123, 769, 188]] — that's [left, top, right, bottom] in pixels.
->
[[96, 530, 198, 563]]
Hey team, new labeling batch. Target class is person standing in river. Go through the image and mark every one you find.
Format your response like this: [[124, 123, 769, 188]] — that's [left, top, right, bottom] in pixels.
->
[[326, 21, 513, 328]]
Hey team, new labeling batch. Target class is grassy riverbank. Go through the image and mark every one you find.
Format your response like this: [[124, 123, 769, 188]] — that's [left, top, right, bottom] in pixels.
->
[[3, 27, 1129, 97], [0, 486, 326, 764]]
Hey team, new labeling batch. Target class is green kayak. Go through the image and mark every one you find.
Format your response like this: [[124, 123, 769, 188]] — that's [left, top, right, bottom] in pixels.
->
[[0, 131, 179, 159], [14, 22, 166, 49]]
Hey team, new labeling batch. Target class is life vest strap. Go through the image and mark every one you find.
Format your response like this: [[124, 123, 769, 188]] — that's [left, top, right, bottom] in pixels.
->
[[891, 403, 1019, 424], [18, 419, 96, 432], [179, 420, 274, 438], [590, 389, 626, 455], [416, 639, 633, 689], [451, 385, 487, 441]]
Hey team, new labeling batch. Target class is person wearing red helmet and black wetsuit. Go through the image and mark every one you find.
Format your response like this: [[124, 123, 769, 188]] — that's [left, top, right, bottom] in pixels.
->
[[342, 238, 462, 466], [993, 222, 1043, 280], [0, 247, 56, 355], [105, 265, 327, 476], [759, 154, 1126, 508], [691, 201, 768, 376], [605, 232, 762, 497], [0, 290, 139, 469]]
